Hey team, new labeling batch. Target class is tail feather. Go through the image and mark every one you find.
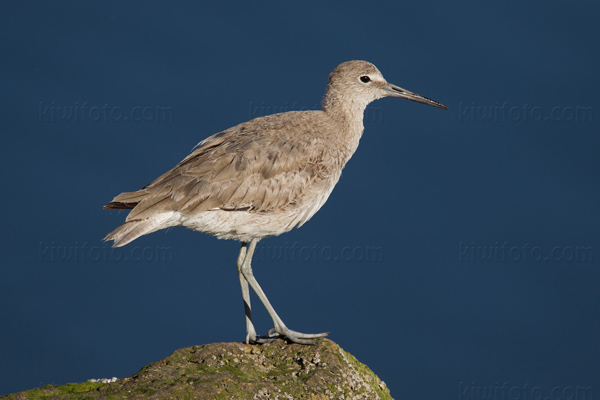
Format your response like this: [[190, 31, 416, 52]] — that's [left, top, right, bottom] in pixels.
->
[[104, 201, 137, 210], [104, 211, 179, 247], [104, 190, 148, 210], [104, 219, 160, 247]]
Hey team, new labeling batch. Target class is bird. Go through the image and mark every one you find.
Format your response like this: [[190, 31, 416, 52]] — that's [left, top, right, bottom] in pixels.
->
[[104, 60, 447, 345]]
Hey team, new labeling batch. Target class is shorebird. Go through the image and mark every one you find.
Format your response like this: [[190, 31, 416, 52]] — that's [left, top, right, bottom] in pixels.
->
[[104, 60, 447, 344]]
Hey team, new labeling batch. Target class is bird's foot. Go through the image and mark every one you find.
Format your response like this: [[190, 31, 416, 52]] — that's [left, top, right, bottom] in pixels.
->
[[266, 326, 329, 345], [245, 328, 278, 344], [244, 326, 327, 345], [248, 334, 277, 344]]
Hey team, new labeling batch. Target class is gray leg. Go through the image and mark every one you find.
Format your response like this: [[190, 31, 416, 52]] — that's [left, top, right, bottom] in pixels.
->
[[239, 239, 328, 345], [237, 242, 258, 344]]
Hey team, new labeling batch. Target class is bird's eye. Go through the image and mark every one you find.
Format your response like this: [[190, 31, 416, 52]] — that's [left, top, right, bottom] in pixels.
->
[[360, 76, 371, 83]]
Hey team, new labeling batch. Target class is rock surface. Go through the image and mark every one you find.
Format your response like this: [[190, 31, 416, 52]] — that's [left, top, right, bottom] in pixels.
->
[[3, 338, 393, 399]]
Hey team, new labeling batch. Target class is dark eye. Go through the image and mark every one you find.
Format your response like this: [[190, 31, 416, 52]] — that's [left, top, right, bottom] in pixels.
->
[[360, 76, 371, 83]]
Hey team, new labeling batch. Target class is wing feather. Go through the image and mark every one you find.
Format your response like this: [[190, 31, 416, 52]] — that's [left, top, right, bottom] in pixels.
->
[[106, 112, 335, 221]]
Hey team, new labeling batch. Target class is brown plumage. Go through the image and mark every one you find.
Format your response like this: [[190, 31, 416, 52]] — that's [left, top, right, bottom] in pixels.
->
[[103, 60, 447, 344], [104, 111, 346, 246]]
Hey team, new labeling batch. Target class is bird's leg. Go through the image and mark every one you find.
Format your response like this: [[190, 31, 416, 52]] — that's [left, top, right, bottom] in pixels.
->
[[239, 239, 328, 345], [237, 242, 258, 344]]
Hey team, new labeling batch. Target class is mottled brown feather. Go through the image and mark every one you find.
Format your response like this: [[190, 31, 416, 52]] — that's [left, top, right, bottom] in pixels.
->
[[105, 111, 340, 222]]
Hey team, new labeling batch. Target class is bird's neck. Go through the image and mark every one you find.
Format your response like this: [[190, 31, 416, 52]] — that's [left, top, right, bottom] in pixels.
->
[[322, 90, 369, 160]]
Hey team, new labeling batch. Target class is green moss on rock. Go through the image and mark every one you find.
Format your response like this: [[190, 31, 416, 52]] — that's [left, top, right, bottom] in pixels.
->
[[2, 339, 393, 400]]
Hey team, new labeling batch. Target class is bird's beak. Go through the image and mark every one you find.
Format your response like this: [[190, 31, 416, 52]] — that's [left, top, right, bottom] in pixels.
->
[[385, 83, 448, 110]]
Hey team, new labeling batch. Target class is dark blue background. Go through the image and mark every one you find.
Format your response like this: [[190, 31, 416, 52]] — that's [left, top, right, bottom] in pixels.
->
[[1, 1, 599, 398]]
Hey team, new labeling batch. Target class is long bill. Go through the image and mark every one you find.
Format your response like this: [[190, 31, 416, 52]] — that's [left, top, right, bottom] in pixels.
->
[[385, 83, 448, 110]]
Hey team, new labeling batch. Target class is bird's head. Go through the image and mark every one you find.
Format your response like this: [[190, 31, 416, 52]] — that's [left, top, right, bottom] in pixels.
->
[[323, 60, 448, 111]]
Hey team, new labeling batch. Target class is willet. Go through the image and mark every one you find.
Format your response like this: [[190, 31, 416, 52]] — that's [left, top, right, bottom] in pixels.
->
[[104, 60, 447, 344]]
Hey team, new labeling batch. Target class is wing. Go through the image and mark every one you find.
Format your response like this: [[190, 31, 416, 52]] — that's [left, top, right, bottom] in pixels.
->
[[105, 112, 334, 222]]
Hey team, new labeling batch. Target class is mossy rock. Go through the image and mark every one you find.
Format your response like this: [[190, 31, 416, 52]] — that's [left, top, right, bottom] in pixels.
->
[[2, 338, 393, 399]]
